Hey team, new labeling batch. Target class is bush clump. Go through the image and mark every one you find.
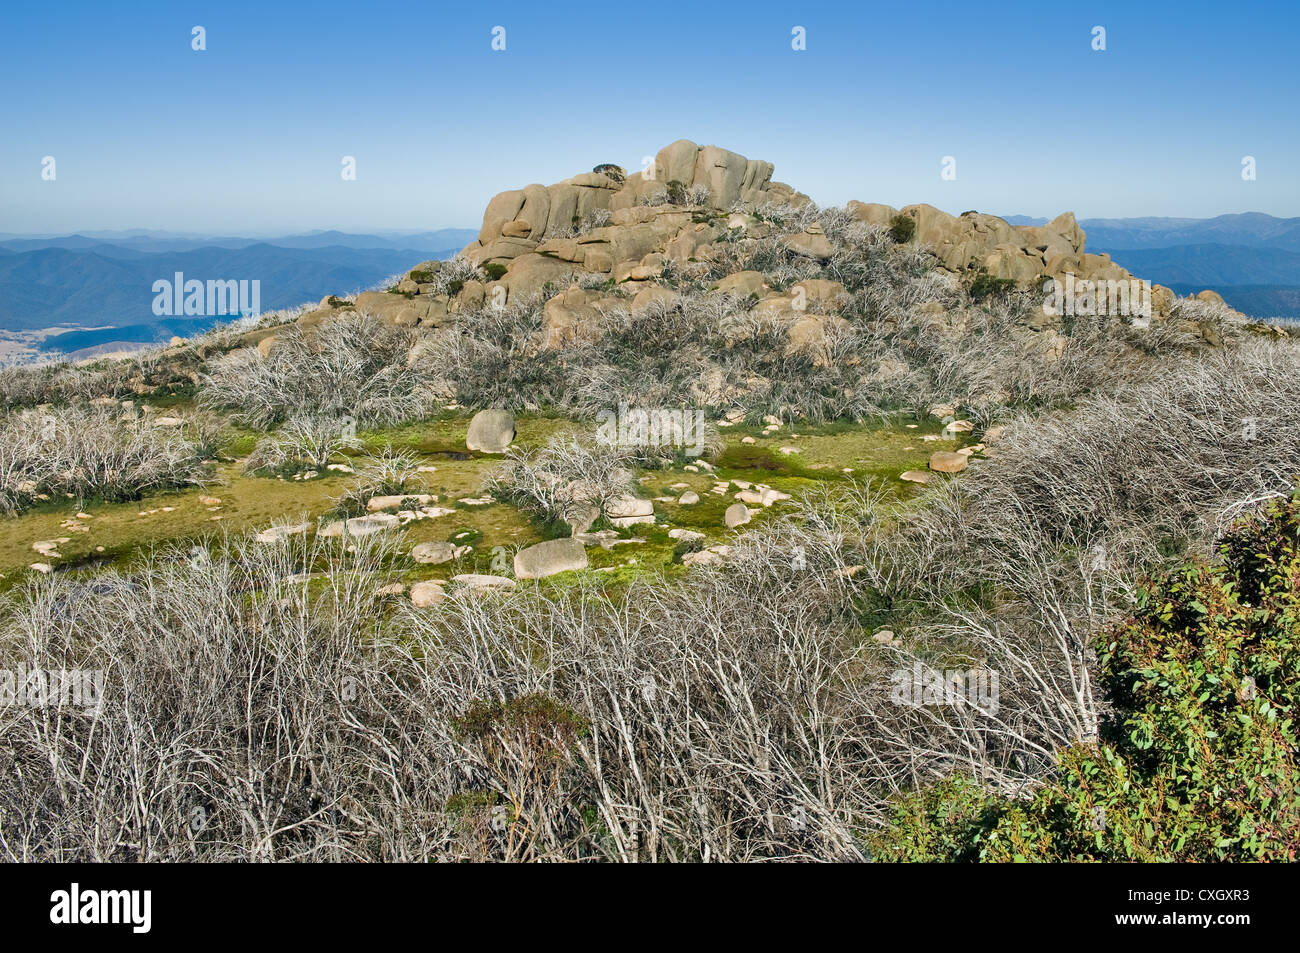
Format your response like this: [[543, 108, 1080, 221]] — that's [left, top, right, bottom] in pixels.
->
[[887, 213, 916, 244], [872, 494, 1300, 861], [592, 163, 626, 184], [483, 432, 639, 529], [968, 269, 1016, 302], [0, 406, 211, 513], [200, 312, 440, 430], [244, 414, 363, 476]]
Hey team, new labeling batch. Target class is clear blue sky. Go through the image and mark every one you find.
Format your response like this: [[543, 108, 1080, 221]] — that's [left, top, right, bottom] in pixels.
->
[[2, 0, 1297, 234]]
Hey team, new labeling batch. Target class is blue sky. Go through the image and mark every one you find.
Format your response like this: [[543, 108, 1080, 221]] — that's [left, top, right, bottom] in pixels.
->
[[2, 0, 1298, 234]]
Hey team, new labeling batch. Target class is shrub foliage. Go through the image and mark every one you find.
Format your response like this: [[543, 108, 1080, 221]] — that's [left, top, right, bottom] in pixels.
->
[[873, 495, 1300, 861]]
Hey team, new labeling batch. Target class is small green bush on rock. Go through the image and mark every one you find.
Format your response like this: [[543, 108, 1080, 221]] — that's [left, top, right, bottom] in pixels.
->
[[888, 214, 916, 244], [968, 269, 1015, 302], [592, 163, 626, 184]]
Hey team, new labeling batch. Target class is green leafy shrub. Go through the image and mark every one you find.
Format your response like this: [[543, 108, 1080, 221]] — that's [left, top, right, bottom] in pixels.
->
[[482, 262, 508, 282], [872, 495, 1300, 861], [671, 536, 704, 563], [452, 693, 589, 745], [592, 163, 626, 184], [968, 269, 1015, 302], [888, 213, 916, 244]]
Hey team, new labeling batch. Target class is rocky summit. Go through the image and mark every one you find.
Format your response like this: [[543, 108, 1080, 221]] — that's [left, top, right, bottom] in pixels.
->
[[285, 138, 1237, 353]]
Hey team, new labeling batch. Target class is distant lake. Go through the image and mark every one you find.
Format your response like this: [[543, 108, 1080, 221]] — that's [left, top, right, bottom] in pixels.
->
[[38, 316, 240, 352]]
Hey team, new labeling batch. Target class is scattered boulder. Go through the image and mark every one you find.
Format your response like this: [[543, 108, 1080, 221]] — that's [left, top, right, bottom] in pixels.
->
[[411, 541, 465, 564], [349, 513, 400, 534], [725, 503, 751, 528], [368, 494, 434, 512], [566, 504, 601, 536], [349, 290, 447, 329], [575, 529, 643, 550], [682, 544, 734, 568], [928, 451, 968, 474], [254, 522, 310, 544], [451, 574, 517, 593], [541, 287, 611, 349], [401, 505, 456, 521], [32, 539, 67, 557], [714, 270, 767, 298], [630, 284, 679, 312], [785, 313, 849, 365], [942, 419, 975, 436], [318, 513, 400, 537], [514, 538, 589, 579], [785, 225, 834, 259], [466, 409, 516, 453], [605, 494, 655, 527], [668, 528, 706, 543], [409, 581, 446, 607]]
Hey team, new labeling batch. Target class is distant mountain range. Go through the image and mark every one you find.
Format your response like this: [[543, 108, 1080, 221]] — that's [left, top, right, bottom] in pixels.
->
[[1098, 243, 1300, 287], [8, 212, 1300, 359], [0, 228, 478, 255], [1002, 213, 1300, 318], [0, 229, 478, 355]]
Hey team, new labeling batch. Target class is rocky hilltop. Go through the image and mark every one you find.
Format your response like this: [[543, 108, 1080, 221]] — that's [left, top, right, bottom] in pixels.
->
[[290, 138, 1242, 343]]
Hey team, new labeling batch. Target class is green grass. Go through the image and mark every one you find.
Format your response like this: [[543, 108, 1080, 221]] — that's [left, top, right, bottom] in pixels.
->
[[0, 414, 953, 592]]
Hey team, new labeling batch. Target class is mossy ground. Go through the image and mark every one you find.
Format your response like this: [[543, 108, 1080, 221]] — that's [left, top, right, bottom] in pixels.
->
[[0, 410, 965, 591]]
